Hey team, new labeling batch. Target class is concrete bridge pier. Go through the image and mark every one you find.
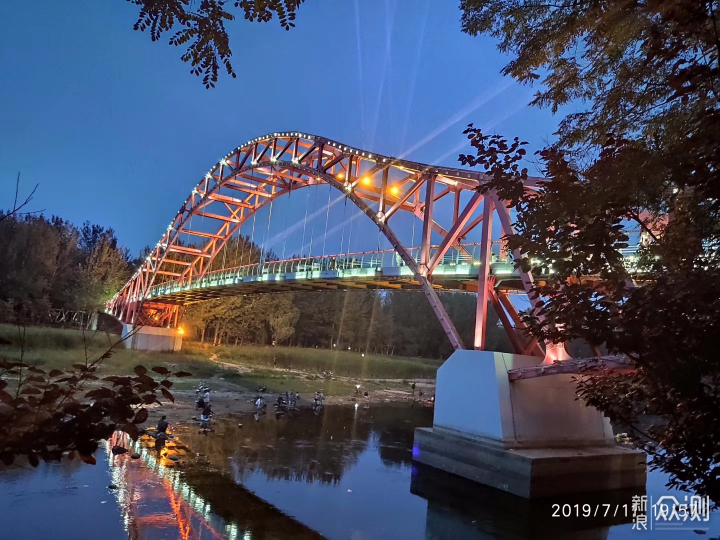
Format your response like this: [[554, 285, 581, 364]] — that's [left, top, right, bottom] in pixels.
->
[[413, 351, 646, 498], [121, 325, 183, 352]]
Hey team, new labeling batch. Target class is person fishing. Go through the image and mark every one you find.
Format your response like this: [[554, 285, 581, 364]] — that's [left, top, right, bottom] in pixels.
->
[[154, 432, 168, 455], [200, 404, 213, 428], [157, 415, 169, 434]]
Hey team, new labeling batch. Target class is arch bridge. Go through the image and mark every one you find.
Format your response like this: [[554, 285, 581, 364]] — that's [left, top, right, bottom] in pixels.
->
[[109, 131, 638, 357]]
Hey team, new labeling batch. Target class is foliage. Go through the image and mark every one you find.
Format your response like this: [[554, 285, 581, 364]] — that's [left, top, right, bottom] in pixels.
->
[[186, 341, 443, 379], [0, 323, 191, 467], [0, 215, 135, 321], [460, 0, 720, 502], [460, 0, 720, 149], [186, 288, 513, 359], [126, 0, 306, 87], [268, 294, 300, 344]]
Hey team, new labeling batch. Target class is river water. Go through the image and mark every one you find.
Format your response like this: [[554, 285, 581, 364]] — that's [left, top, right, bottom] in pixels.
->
[[0, 403, 717, 540]]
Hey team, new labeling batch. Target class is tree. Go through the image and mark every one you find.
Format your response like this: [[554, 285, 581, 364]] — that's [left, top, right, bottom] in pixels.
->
[[0, 215, 134, 324], [126, 0, 306, 87], [74, 229, 134, 312], [460, 0, 720, 149], [268, 294, 299, 344], [459, 0, 719, 502]]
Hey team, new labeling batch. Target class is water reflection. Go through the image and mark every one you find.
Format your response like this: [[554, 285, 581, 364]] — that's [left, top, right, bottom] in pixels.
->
[[1, 404, 717, 540], [411, 462, 638, 540], [107, 432, 324, 540], [175, 403, 433, 486]]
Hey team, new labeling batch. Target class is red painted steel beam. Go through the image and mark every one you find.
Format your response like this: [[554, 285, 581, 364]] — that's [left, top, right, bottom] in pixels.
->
[[474, 197, 494, 350], [427, 192, 483, 273], [487, 285, 525, 354], [420, 175, 436, 273], [497, 291, 544, 357]]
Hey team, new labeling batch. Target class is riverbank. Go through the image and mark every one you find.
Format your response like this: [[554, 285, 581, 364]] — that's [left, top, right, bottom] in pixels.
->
[[144, 381, 436, 427], [0, 324, 437, 423]]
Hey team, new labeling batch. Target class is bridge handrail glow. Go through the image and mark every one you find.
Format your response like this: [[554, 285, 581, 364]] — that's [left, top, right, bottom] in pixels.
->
[[147, 244, 642, 299]]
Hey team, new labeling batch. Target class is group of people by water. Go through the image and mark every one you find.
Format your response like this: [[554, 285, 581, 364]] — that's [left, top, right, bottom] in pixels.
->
[[189, 380, 432, 431]]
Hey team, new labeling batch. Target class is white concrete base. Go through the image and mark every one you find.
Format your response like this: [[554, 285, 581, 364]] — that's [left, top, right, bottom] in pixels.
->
[[433, 350, 615, 448], [413, 350, 646, 497], [122, 325, 182, 352]]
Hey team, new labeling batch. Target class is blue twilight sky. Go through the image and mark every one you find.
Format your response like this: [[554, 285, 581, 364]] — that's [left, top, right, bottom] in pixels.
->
[[0, 0, 561, 255]]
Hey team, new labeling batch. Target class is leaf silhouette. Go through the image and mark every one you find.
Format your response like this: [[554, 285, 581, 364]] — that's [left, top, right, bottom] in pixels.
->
[[133, 408, 148, 424], [151, 366, 170, 375]]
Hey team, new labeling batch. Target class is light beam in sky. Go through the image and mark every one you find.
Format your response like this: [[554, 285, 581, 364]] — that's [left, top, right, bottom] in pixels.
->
[[399, 78, 514, 160]]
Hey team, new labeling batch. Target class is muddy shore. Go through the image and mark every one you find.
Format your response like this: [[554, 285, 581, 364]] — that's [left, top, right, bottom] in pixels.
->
[[146, 382, 435, 427]]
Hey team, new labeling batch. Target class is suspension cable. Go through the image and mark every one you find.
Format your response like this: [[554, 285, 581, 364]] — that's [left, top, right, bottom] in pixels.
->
[[260, 198, 274, 267], [300, 188, 310, 257], [308, 182, 319, 258], [321, 187, 332, 257]]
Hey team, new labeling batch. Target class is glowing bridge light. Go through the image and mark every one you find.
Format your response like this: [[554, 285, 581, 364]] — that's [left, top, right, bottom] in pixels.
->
[[337, 171, 345, 180], [362, 177, 371, 185], [390, 186, 399, 195]]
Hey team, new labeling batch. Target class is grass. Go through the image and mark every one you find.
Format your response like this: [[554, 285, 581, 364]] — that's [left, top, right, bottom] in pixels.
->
[[184, 341, 442, 379], [0, 325, 438, 397]]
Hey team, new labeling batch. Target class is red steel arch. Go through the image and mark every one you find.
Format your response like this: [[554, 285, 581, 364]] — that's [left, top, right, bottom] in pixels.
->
[[109, 131, 544, 353]]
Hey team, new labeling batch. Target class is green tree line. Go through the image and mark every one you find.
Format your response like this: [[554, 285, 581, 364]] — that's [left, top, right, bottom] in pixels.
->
[[183, 288, 513, 359], [0, 214, 135, 322]]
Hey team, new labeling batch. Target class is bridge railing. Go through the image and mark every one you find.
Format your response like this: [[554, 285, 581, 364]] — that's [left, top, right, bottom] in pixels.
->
[[149, 244, 491, 297], [148, 243, 641, 298]]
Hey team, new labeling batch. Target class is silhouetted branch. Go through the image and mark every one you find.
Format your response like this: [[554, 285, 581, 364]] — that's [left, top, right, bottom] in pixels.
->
[[1, 172, 41, 222]]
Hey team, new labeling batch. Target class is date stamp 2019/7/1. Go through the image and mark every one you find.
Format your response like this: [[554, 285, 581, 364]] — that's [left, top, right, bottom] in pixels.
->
[[551, 503, 629, 518]]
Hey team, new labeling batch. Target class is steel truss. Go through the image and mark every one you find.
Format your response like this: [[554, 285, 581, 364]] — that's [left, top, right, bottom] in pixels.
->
[[108, 131, 547, 355]]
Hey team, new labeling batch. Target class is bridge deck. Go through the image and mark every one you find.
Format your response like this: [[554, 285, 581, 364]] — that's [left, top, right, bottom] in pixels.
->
[[145, 247, 641, 304], [147, 262, 530, 303]]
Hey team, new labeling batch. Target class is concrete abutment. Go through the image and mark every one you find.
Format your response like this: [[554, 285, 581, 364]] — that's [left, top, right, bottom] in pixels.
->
[[412, 350, 646, 498]]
